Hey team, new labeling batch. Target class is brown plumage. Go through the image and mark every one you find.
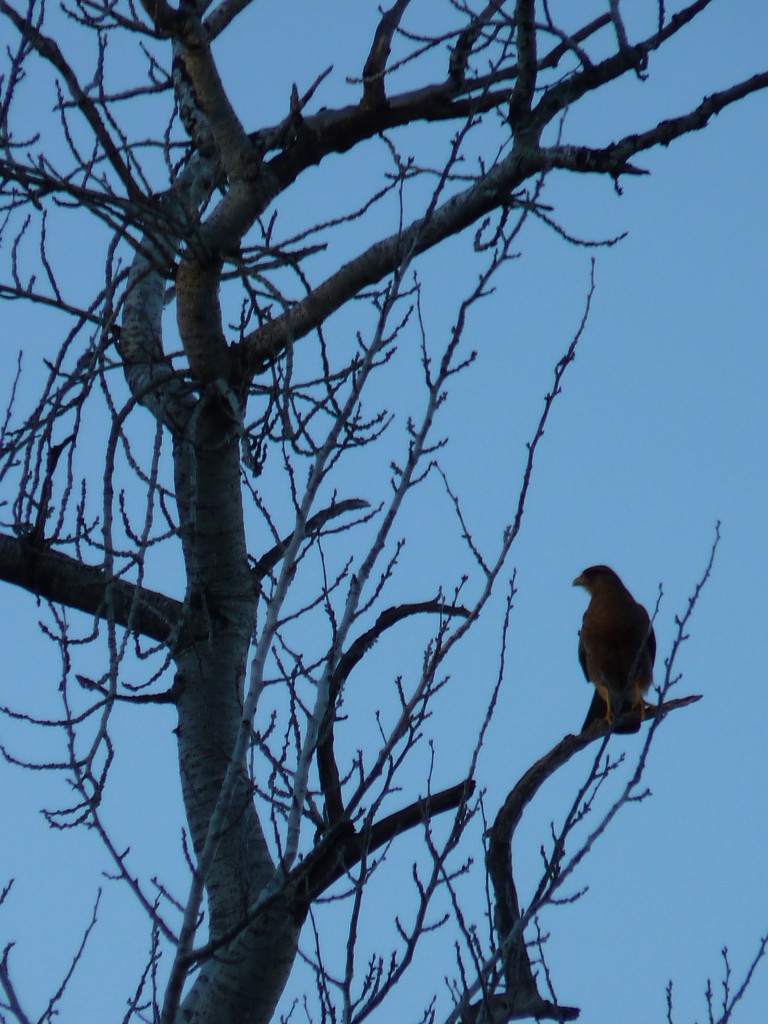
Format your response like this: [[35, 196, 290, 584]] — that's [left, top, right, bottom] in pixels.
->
[[573, 565, 656, 733]]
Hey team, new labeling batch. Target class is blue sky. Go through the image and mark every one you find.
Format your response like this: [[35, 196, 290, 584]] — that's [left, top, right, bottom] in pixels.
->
[[1, 3, 767, 1022]]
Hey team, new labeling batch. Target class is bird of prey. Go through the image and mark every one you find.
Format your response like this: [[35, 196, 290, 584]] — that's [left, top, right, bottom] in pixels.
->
[[573, 565, 656, 733]]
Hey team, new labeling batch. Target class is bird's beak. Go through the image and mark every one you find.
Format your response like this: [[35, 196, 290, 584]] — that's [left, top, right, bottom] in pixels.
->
[[572, 574, 585, 587]]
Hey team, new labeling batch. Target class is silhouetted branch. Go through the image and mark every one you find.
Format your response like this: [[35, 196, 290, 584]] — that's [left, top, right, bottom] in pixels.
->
[[0, 0, 143, 202], [509, 0, 537, 132], [362, 0, 411, 109], [182, 777, 475, 970], [252, 498, 371, 580], [242, 52, 768, 377], [0, 946, 32, 1024], [542, 70, 768, 189], [298, 777, 476, 905], [449, 0, 505, 86], [0, 532, 186, 646], [484, 694, 700, 1020], [318, 598, 471, 824]]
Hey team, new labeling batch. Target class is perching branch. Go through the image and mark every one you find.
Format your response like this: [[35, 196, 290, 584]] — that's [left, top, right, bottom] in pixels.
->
[[484, 695, 701, 1020]]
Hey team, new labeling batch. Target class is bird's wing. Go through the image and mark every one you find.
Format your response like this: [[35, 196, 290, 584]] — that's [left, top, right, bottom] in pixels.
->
[[647, 623, 657, 667], [577, 632, 590, 682]]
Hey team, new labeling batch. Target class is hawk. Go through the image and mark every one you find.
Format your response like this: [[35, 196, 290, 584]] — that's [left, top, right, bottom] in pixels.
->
[[573, 565, 656, 732]]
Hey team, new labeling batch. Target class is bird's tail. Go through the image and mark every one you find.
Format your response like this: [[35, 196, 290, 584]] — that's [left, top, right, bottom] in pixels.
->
[[580, 689, 642, 734]]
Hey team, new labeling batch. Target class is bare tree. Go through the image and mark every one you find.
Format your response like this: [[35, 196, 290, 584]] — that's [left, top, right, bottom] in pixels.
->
[[0, 3, 765, 1024]]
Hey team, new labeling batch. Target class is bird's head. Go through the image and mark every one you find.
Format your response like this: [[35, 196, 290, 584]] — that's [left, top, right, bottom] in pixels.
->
[[572, 565, 622, 593]]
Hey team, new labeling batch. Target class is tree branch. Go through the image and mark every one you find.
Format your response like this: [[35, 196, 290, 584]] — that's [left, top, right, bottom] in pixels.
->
[[257, 14, 612, 166], [181, 778, 476, 971], [204, 0, 259, 39], [509, 0, 537, 133], [252, 497, 371, 580], [449, 1, 506, 86], [538, 67, 768, 187], [237, 146, 537, 374], [238, 55, 768, 380], [295, 778, 477, 907], [530, 0, 719, 130], [0, 0, 143, 203], [362, 0, 411, 110], [0, 532, 187, 646], [484, 695, 701, 1020], [318, 599, 471, 824]]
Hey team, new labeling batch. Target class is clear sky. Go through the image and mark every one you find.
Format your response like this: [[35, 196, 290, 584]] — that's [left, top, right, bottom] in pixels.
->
[[1, 3, 767, 1023]]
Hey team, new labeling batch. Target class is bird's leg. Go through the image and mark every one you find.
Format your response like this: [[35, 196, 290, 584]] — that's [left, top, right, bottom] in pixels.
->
[[600, 685, 613, 727], [631, 681, 646, 720]]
